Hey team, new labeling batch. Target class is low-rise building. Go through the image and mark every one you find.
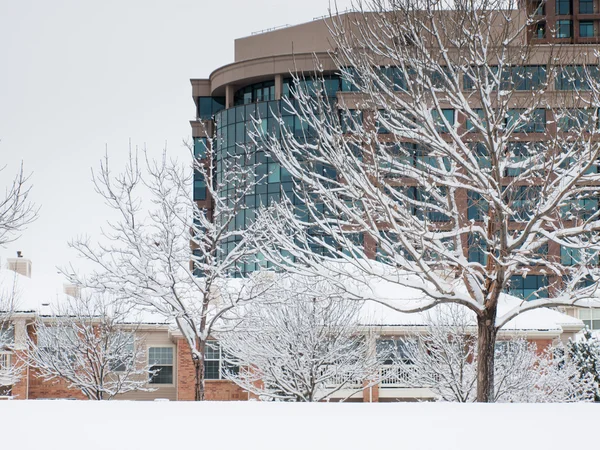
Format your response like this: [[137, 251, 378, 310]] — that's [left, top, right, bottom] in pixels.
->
[[0, 255, 588, 401]]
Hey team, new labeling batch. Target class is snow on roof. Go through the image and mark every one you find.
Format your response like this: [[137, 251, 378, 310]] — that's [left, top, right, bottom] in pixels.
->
[[0, 266, 170, 325], [359, 294, 583, 333], [0, 266, 70, 314], [0, 259, 585, 333], [309, 262, 585, 333], [1, 401, 597, 450]]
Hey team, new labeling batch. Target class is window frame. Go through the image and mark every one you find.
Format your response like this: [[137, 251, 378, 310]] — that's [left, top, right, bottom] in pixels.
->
[[580, 20, 595, 37], [556, 20, 573, 38], [148, 346, 175, 386], [0, 352, 11, 373], [376, 338, 415, 365], [579, 308, 600, 330], [204, 340, 239, 380], [580, 0, 594, 14], [507, 275, 549, 300], [556, 0, 573, 15]]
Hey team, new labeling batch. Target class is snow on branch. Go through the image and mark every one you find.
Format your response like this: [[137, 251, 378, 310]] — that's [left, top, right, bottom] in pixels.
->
[[66, 140, 273, 400], [218, 275, 386, 402], [26, 294, 154, 400], [0, 163, 38, 247]]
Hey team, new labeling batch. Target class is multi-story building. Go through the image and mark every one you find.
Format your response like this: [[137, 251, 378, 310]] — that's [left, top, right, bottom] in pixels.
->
[[190, 5, 600, 324]]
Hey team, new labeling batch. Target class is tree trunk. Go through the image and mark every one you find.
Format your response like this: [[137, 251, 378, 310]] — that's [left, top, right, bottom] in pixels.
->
[[476, 312, 498, 402], [195, 340, 206, 401]]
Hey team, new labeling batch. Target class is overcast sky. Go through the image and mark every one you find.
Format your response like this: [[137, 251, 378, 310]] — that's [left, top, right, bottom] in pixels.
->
[[0, 0, 354, 286]]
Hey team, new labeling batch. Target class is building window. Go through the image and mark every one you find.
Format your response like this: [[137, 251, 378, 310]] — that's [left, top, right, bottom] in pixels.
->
[[580, 21, 595, 37], [505, 142, 545, 176], [198, 97, 225, 121], [467, 191, 488, 221], [506, 109, 546, 133], [0, 352, 10, 372], [579, 308, 600, 329], [148, 347, 174, 384], [503, 66, 547, 91], [556, 65, 600, 91], [377, 109, 391, 134], [561, 247, 599, 266], [463, 65, 547, 91], [561, 197, 599, 220], [507, 275, 548, 300], [557, 109, 599, 132], [556, 20, 573, 38], [534, 22, 546, 39], [507, 185, 541, 222], [376, 339, 414, 365], [340, 109, 363, 134], [193, 172, 207, 201], [466, 109, 487, 132], [204, 340, 238, 380], [556, 0, 572, 15], [533, 0, 546, 15], [0, 324, 14, 350], [432, 109, 455, 133], [468, 234, 488, 265], [580, 0, 594, 14], [234, 81, 275, 106], [193, 137, 208, 159], [405, 186, 449, 222]]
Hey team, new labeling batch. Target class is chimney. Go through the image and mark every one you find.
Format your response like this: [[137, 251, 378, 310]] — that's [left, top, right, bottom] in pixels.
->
[[6, 252, 32, 278], [63, 284, 81, 299]]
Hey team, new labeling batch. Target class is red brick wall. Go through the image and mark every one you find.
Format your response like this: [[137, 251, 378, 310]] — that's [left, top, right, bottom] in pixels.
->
[[20, 325, 86, 400], [10, 350, 29, 399], [176, 338, 195, 401], [205, 380, 247, 401], [530, 338, 554, 355], [27, 370, 87, 400], [363, 381, 379, 403], [176, 338, 247, 401]]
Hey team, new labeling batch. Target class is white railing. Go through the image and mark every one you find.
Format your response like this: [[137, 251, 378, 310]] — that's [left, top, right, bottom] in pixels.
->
[[379, 365, 441, 388], [321, 368, 363, 389], [380, 365, 418, 387], [250, 24, 292, 36], [321, 365, 436, 390]]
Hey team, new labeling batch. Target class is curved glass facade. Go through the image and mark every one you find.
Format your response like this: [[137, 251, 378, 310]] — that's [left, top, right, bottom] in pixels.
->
[[214, 94, 340, 273], [214, 100, 300, 272]]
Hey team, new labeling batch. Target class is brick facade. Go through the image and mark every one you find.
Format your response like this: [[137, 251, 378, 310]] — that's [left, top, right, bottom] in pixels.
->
[[176, 338, 247, 401], [176, 338, 195, 401], [0, 325, 571, 402]]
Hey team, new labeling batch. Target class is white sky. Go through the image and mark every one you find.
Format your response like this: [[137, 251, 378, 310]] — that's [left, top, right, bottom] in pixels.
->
[[0, 0, 354, 286]]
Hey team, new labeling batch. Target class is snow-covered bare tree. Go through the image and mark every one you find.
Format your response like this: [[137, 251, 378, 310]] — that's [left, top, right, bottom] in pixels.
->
[[0, 160, 36, 391], [67, 145, 270, 400], [569, 328, 600, 401], [0, 280, 19, 392], [218, 275, 384, 401], [390, 305, 595, 402], [26, 294, 153, 400], [254, 0, 600, 401], [0, 164, 37, 247]]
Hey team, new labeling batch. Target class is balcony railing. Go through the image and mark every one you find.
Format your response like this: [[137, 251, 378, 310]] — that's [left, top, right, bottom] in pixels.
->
[[380, 365, 420, 387], [322, 365, 438, 389], [322, 370, 363, 389]]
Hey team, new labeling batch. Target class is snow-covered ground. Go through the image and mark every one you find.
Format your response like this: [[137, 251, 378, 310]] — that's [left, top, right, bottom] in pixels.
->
[[2, 401, 598, 450]]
